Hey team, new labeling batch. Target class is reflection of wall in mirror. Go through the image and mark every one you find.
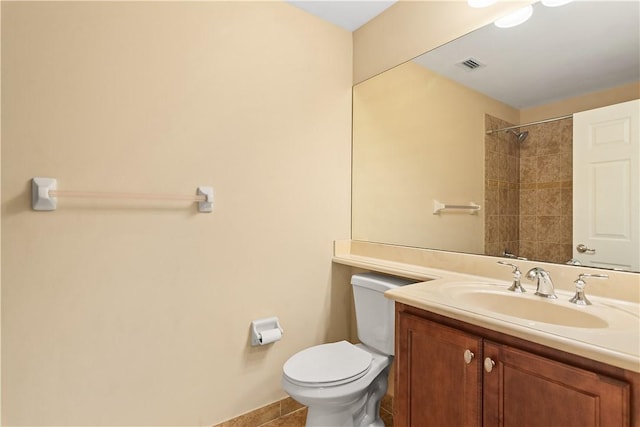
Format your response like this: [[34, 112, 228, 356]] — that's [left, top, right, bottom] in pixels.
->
[[352, 62, 518, 253], [353, 58, 638, 257]]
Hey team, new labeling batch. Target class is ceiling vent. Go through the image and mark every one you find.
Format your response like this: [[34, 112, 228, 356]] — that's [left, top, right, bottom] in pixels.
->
[[457, 58, 486, 71]]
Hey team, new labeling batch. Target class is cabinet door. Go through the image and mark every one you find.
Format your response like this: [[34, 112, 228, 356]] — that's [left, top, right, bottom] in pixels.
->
[[483, 341, 630, 427], [396, 313, 482, 427]]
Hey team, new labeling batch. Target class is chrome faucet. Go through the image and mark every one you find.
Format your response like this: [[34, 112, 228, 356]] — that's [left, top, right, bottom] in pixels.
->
[[525, 267, 557, 299]]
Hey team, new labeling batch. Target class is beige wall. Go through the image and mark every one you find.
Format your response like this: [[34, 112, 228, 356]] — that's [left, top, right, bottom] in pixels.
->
[[1, 2, 352, 425], [353, 0, 534, 84], [0, 2, 3, 422], [352, 62, 518, 253]]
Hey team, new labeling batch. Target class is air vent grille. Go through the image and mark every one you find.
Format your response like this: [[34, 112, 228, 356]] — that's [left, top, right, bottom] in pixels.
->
[[458, 58, 486, 71]]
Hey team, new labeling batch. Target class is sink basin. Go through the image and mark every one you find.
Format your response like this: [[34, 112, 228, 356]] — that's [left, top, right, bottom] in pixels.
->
[[455, 291, 609, 328], [432, 282, 637, 330], [385, 278, 640, 370]]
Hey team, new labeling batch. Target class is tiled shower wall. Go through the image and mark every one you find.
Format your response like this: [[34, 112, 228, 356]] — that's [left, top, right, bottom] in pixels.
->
[[485, 115, 573, 264], [485, 115, 520, 257], [518, 118, 573, 263]]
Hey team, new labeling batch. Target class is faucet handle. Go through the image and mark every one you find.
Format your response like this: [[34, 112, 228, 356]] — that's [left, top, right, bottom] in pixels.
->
[[497, 261, 525, 293], [569, 273, 609, 306]]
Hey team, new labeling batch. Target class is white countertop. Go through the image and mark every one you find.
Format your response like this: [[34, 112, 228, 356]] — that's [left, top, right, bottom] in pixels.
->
[[386, 277, 640, 373], [333, 240, 640, 373]]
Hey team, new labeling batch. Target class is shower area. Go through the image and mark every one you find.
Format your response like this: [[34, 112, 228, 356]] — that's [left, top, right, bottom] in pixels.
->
[[484, 113, 574, 264]]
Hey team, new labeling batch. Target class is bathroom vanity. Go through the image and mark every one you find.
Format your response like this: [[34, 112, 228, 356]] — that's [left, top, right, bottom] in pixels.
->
[[395, 303, 637, 427], [333, 240, 640, 427]]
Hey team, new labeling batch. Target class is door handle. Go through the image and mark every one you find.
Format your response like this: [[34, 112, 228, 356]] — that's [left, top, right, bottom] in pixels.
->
[[576, 244, 596, 254]]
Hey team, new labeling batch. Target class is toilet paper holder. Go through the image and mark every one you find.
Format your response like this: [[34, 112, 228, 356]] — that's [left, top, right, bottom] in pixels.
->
[[251, 317, 284, 346]]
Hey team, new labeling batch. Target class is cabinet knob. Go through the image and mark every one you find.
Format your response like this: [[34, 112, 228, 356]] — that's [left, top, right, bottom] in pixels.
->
[[484, 357, 495, 373], [463, 349, 474, 364]]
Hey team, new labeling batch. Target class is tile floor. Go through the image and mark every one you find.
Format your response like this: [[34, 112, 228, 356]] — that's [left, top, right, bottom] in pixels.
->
[[260, 407, 307, 427], [215, 394, 393, 427]]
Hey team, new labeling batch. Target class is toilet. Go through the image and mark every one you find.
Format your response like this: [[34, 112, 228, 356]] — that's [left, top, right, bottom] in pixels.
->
[[282, 272, 416, 427]]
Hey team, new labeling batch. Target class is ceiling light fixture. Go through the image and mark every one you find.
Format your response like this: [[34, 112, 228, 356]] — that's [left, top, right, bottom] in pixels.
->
[[494, 5, 534, 28], [541, 0, 573, 6], [467, 0, 498, 8]]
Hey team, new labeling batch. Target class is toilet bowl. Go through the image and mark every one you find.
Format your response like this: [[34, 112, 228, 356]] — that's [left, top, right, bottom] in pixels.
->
[[282, 341, 391, 427], [281, 273, 416, 427]]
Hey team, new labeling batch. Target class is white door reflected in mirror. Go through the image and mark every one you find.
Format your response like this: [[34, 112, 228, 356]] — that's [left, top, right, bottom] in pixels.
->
[[573, 99, 639, 271]]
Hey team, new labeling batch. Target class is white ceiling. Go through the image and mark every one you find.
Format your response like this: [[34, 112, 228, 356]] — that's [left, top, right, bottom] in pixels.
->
[[286, 0, 397, 31], [414, 1, 640, 109], [288, 0, 640, 109]]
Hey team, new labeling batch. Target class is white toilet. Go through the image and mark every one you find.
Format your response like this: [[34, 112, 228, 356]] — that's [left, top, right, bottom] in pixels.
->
[[282, 272, 416, 427]]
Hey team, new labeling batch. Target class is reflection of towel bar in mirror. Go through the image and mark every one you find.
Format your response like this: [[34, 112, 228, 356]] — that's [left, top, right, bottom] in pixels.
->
[[433, 200, 481, 215], [31, 177, 214, 213]]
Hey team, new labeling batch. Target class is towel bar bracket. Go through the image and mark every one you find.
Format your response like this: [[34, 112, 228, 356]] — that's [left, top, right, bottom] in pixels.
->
[[32, 177, 58, 211]]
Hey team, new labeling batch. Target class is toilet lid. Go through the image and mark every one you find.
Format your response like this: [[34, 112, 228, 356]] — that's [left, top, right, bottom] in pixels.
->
[[283, 341, 372, 386]]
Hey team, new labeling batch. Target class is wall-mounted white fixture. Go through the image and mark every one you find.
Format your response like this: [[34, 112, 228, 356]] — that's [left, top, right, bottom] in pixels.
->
[[433, 200, 481, 215], [196, 187, 214, 213], [31, 177, 214, 213], [467, 0, 497, 8], [32, 177, 58, 211], [494, 4, 533, 28], [251, 317, 284, 346]]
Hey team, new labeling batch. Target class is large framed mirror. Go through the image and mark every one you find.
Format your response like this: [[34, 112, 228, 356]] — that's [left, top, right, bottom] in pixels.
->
[[352, 1, 639, 272]]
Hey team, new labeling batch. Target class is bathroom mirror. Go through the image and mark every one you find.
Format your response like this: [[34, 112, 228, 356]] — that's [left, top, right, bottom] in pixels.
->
[[352, 1, 640, 272]]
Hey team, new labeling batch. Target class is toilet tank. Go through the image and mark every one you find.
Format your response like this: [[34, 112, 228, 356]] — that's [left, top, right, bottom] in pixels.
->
[[351, 273, 417, 356]]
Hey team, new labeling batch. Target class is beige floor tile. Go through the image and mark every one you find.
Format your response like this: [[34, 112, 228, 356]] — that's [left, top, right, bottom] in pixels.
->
[[260, 408, 307, 427]]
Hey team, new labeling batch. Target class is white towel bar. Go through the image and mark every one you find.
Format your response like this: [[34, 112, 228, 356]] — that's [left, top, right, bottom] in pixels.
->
[[433, 200, 480, 214], [31, 177, 214, 213]]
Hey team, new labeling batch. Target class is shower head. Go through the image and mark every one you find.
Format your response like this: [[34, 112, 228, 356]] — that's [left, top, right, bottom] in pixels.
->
[[507, 129, 529, 143]]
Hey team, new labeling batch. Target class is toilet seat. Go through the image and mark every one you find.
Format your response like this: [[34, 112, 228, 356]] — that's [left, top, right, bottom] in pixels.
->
[[283, 341, 372, 387]]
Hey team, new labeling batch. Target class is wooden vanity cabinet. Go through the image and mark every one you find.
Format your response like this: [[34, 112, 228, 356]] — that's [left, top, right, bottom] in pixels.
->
[[482, 341, 629, 426], [395, 310, 483, 426], [395, 303, 637, 427]]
